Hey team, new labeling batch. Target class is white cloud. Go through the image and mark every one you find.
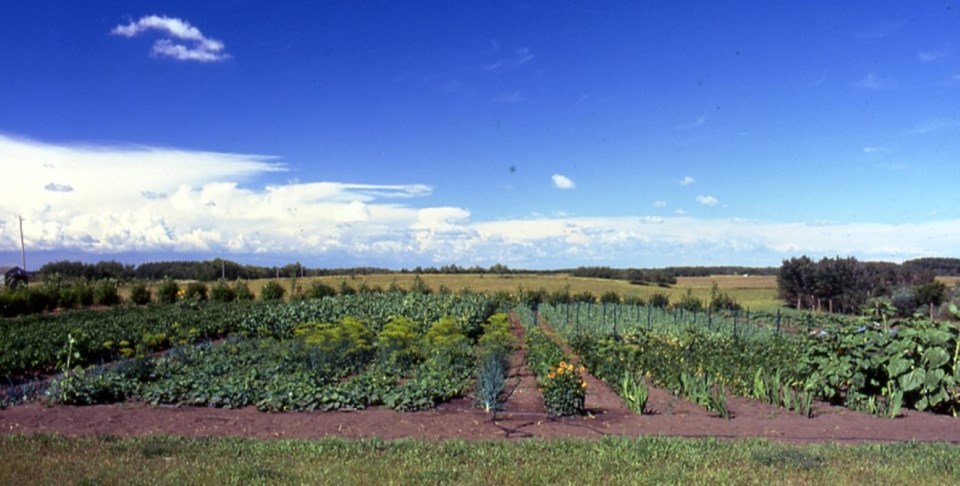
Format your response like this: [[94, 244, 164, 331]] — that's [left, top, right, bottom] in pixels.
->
[[111, 15, 229, 62], [484, 47, 534, 70], [653, 200, 667, 208], [6, 133, 960, 268], [850, 73, 894, 90], [863, 147, 888, 154], [696, 195, 719, 206], [677, 115, 707, 129], [680, 176, 696, 186], [918, 47, 952, 62], [907, 118, 960, 135], [552, 174, 575, 189]]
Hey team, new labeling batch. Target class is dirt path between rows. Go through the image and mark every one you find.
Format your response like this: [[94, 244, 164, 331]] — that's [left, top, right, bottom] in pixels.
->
[[2, 314, 959, 444]]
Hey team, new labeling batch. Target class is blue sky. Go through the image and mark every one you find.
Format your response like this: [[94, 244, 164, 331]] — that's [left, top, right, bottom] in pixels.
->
[[2, 1, 959, 269]]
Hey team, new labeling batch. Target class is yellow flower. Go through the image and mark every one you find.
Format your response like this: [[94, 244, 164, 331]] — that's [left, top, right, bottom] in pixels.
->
[[548, 372, 556, 380], [578, 366, 586, 374], [559, 360, 567, 369], [581, 381, 588, 389]]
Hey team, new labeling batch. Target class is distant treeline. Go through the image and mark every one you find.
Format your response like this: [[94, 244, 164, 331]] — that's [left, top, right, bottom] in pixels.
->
[[35, 259, 779, 284], [777, 256, 959, 314], [568, 265, 778, 286]]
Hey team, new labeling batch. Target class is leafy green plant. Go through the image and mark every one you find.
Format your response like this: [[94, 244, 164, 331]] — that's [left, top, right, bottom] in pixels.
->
[[183, 281, 208, 302], [620, 371, 648, 414]]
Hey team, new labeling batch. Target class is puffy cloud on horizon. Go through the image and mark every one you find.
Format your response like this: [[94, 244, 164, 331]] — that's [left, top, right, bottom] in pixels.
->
[[111, 15, 229, 62], [696, 195, 719, 206], [551, 174, 575, 189], [3, 134, 959, 268]]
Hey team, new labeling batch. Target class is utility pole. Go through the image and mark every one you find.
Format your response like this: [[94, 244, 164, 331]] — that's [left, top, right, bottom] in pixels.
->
[[19, 215, 26, 271]]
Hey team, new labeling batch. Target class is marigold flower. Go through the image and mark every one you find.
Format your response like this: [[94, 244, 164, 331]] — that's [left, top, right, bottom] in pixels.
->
[[559, 360, 567, 368], [581, 381, 588, 389]]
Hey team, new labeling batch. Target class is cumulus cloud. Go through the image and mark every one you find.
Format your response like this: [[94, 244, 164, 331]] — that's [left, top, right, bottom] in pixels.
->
[[696, 195, 719, 206], [680, 176, 696, 186], [5, 133, 960, 268], [552, 174, 575, 189], [653, 200, 667, 208], [111, 15, 229, 62]]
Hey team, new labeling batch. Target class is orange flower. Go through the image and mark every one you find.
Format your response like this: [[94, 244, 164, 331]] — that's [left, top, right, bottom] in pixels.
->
[[581, 380, 588, 389]]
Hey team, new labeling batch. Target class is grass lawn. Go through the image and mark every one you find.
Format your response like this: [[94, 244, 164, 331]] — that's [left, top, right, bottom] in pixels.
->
[[1, 435, 956, 485]]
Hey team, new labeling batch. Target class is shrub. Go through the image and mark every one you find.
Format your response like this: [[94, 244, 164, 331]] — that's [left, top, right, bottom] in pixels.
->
[[129, 282, 152, 305], [93, 279, 121, 306], [157, 279, 179, 305], [308, 281, 336, 299], [338, 279, 356, 296], [260, 280, 286, 301], [209, 280, 235, 303], [183, 281, 208, 302], [649, 292, 670, 308], [233, 280, 254, 301]]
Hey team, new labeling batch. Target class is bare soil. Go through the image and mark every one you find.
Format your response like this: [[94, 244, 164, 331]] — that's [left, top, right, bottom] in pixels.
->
[[2, 317, 959, 444]]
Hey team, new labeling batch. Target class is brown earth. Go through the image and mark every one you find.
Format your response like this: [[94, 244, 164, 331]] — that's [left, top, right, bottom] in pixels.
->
[[2, 317, 959, 444]]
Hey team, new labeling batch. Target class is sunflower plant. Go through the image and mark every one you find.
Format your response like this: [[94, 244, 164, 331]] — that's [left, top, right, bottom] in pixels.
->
[[541, 360, 587, 416]]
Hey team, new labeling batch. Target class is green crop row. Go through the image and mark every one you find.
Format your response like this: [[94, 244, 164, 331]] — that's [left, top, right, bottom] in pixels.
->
[[541, 303, 960, 417], [515, 306, 587, 416], [1, 292, 497, 383]]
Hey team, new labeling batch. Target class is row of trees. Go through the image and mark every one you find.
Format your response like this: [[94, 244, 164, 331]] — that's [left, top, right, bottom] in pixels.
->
[[777, 256, 948, 314]]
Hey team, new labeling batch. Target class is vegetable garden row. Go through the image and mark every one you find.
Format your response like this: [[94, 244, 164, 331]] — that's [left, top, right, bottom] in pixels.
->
[[3, 294, 959, 422], [534, 302, 960, 418]]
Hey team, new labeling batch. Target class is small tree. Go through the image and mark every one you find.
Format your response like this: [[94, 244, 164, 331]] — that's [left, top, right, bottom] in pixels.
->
[[129, 282, 152, 305], [261, 280, 286, 301], [157, 278, 179, 305], [184, 281, 208, 302], [233, 280, 255, 301]]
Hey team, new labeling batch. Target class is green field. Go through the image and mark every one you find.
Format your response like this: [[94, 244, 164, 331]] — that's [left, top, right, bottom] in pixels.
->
[[1, 435, 957, 485]]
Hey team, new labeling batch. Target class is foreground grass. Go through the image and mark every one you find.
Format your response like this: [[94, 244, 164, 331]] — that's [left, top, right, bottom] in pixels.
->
[[1, 435, 957, 485]]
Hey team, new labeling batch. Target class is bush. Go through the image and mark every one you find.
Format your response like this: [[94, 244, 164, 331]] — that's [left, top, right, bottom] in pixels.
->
[[93, 279, 121, 306], [308, 281, 336, 299], [260, 280, 286, 301], [649, 292, 670, 308], [183, 281, 208, 302], [209, 280, 235, 303], [233, 280, 255, 301], [157, 279, 179, 305], [129, 282, 152, 305]]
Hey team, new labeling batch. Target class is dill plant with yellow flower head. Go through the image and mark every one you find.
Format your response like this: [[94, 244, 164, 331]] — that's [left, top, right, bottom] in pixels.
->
[[541, 360, 587, 416]]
